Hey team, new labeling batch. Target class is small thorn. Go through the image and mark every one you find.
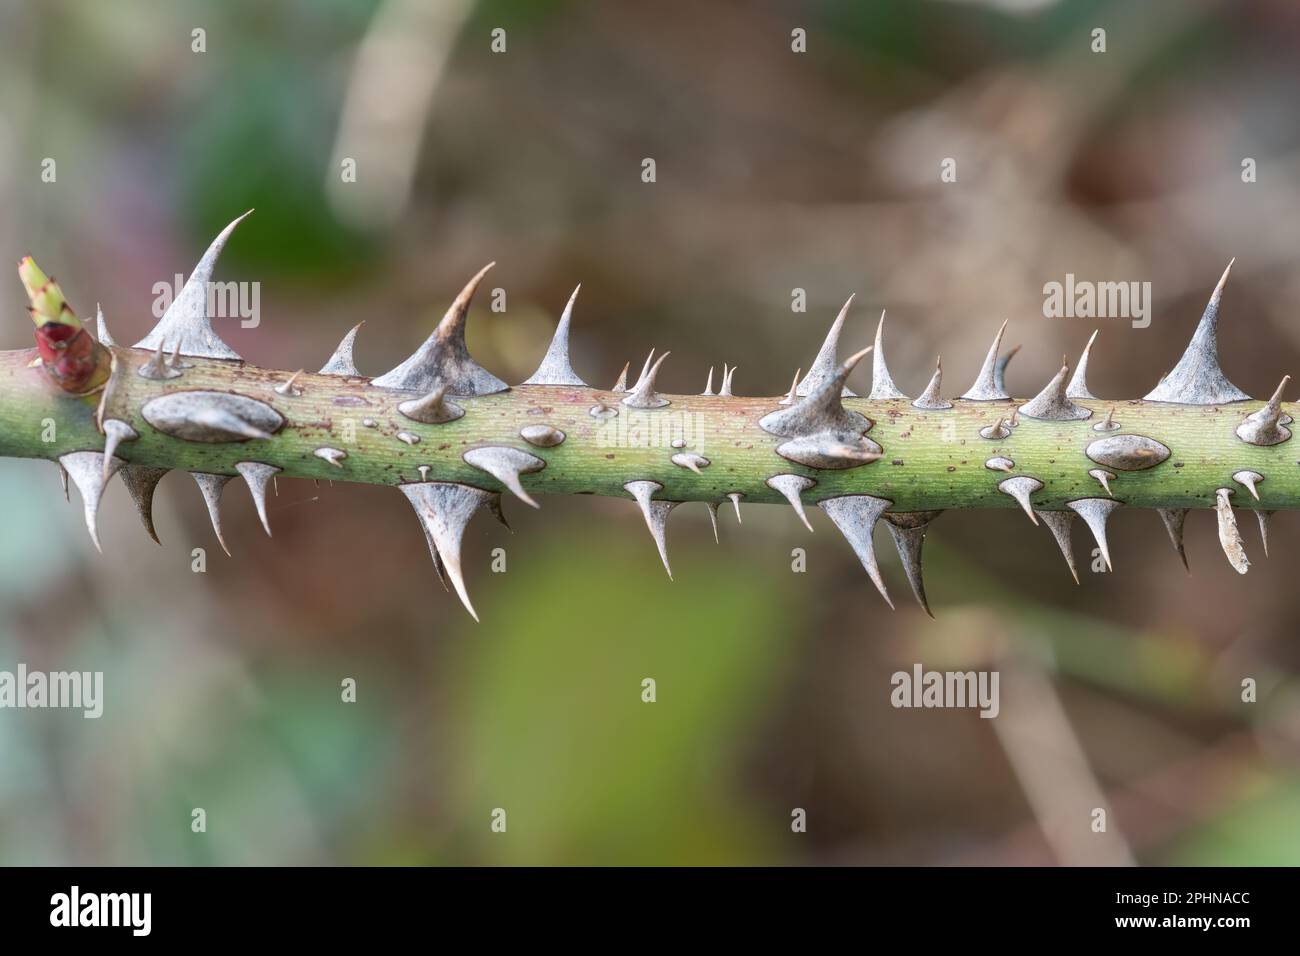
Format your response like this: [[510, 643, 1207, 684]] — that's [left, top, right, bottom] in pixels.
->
[[671, 452, 710, 474], [1214, 488, 1250, 574], [274, 369, 305, 397], [1067, 497, 1122, 572], [727, 492, 743, 523], [701, 366, 715, 396], [720, 364, 737, 397], [984, 456, 1014, 473], [1157, 507, 1190, 573], [523, 285, 587, 386], [101, 419, 138, 478], [706, 501, 720, 543], [1065, 329, 1099, 399], [398, 384, 465, 425], [979, 419, 1011, 440], [912, 357, 952, 410], [1088, 468, 1116, 496], [625, 480, 678, 579], [94, 304, 115, 346], [997, 476, 1043, 524], [191, 472, 233, 557], [612, 361, 630, 392], [1019, 363, 1092, 421], [622, 351, 672, 409], [959, 320, 1009, 401], [1235, 375, 1291, 446], [1232, 469, 1263, 501], [1009, 406, 1020, 427], [778, 368, 802, 406], [869, 311, 907, 400], [236, 462, 281, 536], [314, 447, 348, 468], [137, 340, 181, 380], [1035, 510, 1080, 584], [318, 321, 364, 376], [766, 474, 816, 532], [819, 495, 894, 609], [463, 446, 546, 508], [1093, 406, 1119, 432], [759, 347, 873, 448], [1256, 509, 1273, 557]]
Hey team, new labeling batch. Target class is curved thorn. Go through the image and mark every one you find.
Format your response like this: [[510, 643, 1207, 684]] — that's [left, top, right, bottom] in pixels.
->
[[1145, 259, 1249, 404], [960, 320, 1009, 401], [1235, 375, 1291, 445], [1019, 363, 1092, 421], [1035, 510, 1080, 585], [463, 446, 545, 508], [624, 480, 677, 579], [706, 501, 720, 543], [818, 495, 894, 609], [766, 474, 816, 532], [869, 311, 907, 400], [998, 476, 1043, 524], [60, 451, 124, 552], [883, 510, 942, 617], [399, 481, 494, 620], [1066, 329, 1100, 399], [191, 472, 233, 557], [319, 321, 365, 376], [727, 492, 743, 523], [101, 419, 138, 478], [994, 343, 1020, 396], [1067, 497, 1122, 572], [119, 465, 168, 545], [523, 284, 587, 386], [702, 366, 715, 396], [1232, 470, 1263, 501], [622, 351, 671, 408], [236, 462, 281, 537], [796, 295, 857, 397], [912, 357, 952, 409], [132, 210, 251, 360], [1157, 507, 1190, 573]]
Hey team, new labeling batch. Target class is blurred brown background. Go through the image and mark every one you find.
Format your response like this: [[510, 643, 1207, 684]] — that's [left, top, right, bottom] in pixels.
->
[[1, 0, 1298, 864]]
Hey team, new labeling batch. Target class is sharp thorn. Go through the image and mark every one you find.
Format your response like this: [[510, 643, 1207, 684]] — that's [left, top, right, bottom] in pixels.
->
[[622, 351, 672, 408], [1065, 329, 1100, 399], [463, 446, 546, 508], [1018, 363, 1092, 421], [796, 295, 857, 398], [523, 284, 587, 386], [912, 357, 952, 409], [869, 311, 907, 400], [1067, 497, 1122, 572], [818, 494, 894, 609], [1145, 259, 1249, 404], [60, 451, 125, 552], [766, 474, 816, 532], [190, 472, 233, 557], [959, 319, 1009, 401], [236, 462, 281, 536], [624, 480, 678, 579], [101, 419, 138, 478], [883, 510, 942, 617], [1035, 510, 1080, 584], [1214, 487, 1250, 574], [1157, 507, 1190, 573], [318, 321, 365, 376], [399, 481, 495, 620], [997, 476, 1043, 524]]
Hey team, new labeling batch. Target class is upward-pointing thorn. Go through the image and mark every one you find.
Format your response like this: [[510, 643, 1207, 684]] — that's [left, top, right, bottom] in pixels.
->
[[1066, 329, 1100, 399], [612, 362, 630, 392], [701, 366, 715, 396], [94, 304, 115, 346], [523, 285, 587, 386], [1235, 375, 1291, 446], [624, 480, 678, 579], [101, 419, 138, 478], [133, 211, 251, 360], [622, 352, 671, 408], [869, 311, 907, 400], [1019, 363, 1092, 421], [720, 364, 737, 396], [1144, 260, 1249, 405], [371, 263, 508, 395], [318, 322, 364, 376], [796, 295, 857, 398], [912, 358, 952, 410], [779, 368, 802, 406], [960, 320, 1010, 401]]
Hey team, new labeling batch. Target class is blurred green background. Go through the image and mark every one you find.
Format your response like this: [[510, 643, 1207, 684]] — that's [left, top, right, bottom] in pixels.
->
[[1, 0, 1299, 865]]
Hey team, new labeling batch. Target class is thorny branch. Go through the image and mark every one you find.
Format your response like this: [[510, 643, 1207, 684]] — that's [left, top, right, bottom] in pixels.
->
[[0, 216, 1293, 619]]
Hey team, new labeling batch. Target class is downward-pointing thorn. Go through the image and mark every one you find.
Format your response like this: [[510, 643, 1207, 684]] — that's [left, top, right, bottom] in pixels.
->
[[624, 480, 678, 579], [1232, 470, 1263, 501], [236, 462, 281, 536], [1157, 507, 1190, 573], [727, 492, 743, 523], [818, 495, 894, 609], [1067, 497, 1122, 572], [766, 474, 816, 532], [883, 511, 942, 617], [60, 451, 124, 552], [101, 420, 138, 478], [191, 472, 233, 557], [1256, 510, 1273, 557], [706, 501, 720, 543], [399, 481, 495, 620], [1088, 468, 1116, 496], [1214, 488, 1250, 574], [998, 476, 1043, 524], [1035, 510, 1080, 584], [463, 446, 546, 508]]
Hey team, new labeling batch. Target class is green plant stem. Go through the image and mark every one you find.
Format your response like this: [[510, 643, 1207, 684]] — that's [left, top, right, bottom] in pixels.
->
[[0, 346, 1292, 512]]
